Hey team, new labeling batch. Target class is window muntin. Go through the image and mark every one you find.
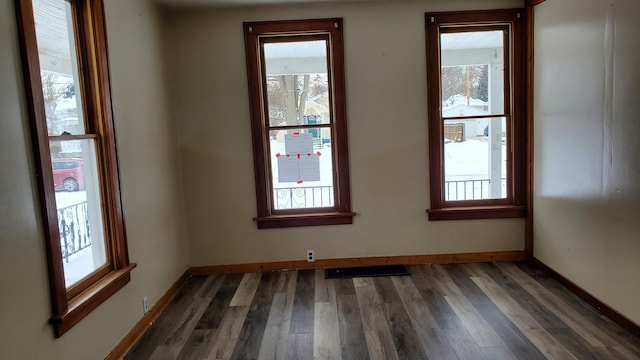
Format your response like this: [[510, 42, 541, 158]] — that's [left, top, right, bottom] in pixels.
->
[[16, 0, 134, 336], [244, 19, 354, 228], [426, 10, 525, 220]]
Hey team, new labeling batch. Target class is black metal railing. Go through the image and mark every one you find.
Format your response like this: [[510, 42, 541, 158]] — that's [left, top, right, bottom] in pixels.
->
[[274, 186, 334, 209], [57, 201, 92, 262], [445, 178, 506, 201]]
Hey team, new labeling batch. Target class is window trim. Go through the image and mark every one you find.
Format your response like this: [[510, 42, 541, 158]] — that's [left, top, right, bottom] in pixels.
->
[[425, 9, 526, 221], [15, 0, 135, 337], [243, 18, 355, 229]]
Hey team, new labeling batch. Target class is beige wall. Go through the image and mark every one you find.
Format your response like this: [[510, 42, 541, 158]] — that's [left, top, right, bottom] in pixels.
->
[[163, 0, 525, 268], [534, 0, 640, 325], [0, 0, 188, 358]]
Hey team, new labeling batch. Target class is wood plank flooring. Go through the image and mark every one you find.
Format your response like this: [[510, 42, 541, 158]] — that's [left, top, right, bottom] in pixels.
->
[[124, 262, 640, 359]]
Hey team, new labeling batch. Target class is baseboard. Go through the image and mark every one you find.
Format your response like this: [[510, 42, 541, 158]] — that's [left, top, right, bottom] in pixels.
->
[[105, 269, 191, 360], [189, 250, 525, 275], [530, 257, 640, 338]]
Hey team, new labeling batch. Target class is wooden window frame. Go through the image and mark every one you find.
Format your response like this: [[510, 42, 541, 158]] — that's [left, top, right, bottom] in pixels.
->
[[15, 0, 135, 337], [425, 9, 527, 221], [243, 18, 355, 229]]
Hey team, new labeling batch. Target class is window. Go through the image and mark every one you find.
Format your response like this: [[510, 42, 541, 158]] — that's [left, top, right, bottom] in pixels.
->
[[16, 0, 134, 336], [244, 19, 355, 229], [425, 10, 526, 220]]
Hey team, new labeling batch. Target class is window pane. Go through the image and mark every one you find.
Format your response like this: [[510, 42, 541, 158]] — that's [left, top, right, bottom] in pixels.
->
[[51, 140, 107, 287], [443, 117, 506, 201], [440, 31, 504, 117], [33, 0, 86, 135], [263, 40, 330, 127], [269, 128, 334, 209]]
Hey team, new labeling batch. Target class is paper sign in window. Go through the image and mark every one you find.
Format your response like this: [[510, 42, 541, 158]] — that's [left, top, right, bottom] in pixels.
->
[[285, 133, 313, 155], [278, 156, 299, 182], [299, 154, 320, 181], [277, 153, 321, 183]]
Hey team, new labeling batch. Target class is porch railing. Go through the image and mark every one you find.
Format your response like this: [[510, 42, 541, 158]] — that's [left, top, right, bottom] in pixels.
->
[[57, 201, 92, 262], [445, 178, 506, 201], [274, 180, 506, 208], [274, 186, 334, 209]]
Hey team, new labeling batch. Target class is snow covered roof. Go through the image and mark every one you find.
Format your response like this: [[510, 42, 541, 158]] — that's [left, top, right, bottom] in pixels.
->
[[443, 105, 488, 117], [442, 94, 489, 117]]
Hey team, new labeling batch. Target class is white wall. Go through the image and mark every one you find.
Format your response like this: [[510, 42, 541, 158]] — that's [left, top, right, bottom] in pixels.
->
[[534, 0, 640, 325], [163, 0, 525, 268], [0, 0, 188, 358]]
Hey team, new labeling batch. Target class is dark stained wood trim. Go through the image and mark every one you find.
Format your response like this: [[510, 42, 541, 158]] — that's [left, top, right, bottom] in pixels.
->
[[524, 4, 535, 259], [51, 264, 136, 337], [527, 0, 547, 5], [92, 0, 131, 272], [255, 211, 356, 229], [427, 8, 525, 25], [425, 13, 444, 210], [189, 251, 526, 275], [426, 205, 526, 221], [530, 258, 640, 338], [511, 12, 527, 209], [66, 264, 113, 300], [105, 270, 191, 360], [243, 18, 353, 229], [244, 22, 270, 218], [15, 0, 68, 317], [328, 19, 352, 215]]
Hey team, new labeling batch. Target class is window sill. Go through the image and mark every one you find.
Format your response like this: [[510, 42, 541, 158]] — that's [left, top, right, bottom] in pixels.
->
[[254, 212, 356, 229], [426, 205, 526, 221], [50, 263, 137, 337]]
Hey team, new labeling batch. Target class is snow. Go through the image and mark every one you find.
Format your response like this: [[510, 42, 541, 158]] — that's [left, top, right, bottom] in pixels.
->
[[55, 190, 87, 208], [443, 104, 488, 118], [55, 190, 103, 287], [444, 138, 506, 180], [443, 94, 487, 109], [56, 96, 76, 112]]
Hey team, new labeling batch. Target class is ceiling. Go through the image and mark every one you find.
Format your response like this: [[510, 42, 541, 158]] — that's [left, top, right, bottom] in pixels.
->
[[441, 31, 504, 50], [33, 0, 71, 57]]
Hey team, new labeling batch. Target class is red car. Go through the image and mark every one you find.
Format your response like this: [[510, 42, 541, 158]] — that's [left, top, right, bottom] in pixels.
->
[[52, 159, 84, 191]]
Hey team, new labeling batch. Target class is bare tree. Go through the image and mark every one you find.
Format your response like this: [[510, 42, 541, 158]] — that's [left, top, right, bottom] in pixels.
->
[[41, 73, 66, 119], [273, 74, 311, 126], [442, 65, 488, 104]]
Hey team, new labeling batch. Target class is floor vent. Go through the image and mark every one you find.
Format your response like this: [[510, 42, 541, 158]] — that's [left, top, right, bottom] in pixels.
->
[[325, 265, 410, 279]]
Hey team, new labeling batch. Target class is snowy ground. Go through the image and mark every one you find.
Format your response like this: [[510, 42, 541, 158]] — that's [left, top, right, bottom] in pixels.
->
[[55, 190, 101, 287], [55, 190, 87, 208], [444, 137, 506, 181]]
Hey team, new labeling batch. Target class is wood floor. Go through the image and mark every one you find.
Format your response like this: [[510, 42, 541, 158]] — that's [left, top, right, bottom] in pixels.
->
[[124, 262, 640, 359]]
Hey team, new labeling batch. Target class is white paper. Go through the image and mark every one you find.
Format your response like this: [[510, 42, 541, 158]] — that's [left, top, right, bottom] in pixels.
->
[[277, 156, 299, 183], [284, 133, 314, 155], [299, 154, 320, 181]]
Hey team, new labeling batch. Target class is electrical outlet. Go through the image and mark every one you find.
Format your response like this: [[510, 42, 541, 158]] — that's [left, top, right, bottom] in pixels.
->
[[306, 249, 315, 262], [143, 296, 150, 315]]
